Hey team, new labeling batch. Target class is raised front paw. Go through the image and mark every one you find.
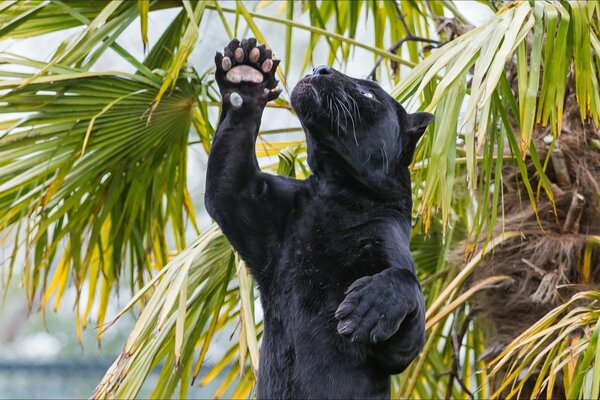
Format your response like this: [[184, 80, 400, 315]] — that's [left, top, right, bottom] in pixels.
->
[[335, 269, 423, 344], [214, 38, 280, 108]]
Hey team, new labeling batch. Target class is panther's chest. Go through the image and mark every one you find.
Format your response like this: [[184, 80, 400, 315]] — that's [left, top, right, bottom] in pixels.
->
[[282, 197, 394, 293]]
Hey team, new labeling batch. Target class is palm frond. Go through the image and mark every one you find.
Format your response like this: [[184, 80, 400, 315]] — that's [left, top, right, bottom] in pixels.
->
[[488, 289, 600, 399], [0, 56, 199, 334], [0, 0, 180, 40], [92, 225, 259, 399], [399, 0, 600, 245]]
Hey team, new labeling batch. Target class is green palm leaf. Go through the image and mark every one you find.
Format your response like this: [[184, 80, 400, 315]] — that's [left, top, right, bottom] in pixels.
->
[[0, 56, 199, 334]]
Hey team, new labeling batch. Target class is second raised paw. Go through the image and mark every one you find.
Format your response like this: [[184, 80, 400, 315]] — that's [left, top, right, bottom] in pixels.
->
[[334, 269, 422, 344]]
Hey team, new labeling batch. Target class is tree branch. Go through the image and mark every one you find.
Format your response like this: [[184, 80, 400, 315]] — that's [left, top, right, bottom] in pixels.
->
[[441, 307, 476, 400], [562, 191, 585, 233], [368, 5, 441, 80], [550, 142, 572, 190]]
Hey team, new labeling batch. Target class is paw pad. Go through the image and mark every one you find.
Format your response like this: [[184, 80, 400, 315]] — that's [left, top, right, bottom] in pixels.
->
[[261, 59, 273, 73], [249, 48, 260, 63], [225, 65, 263, 84], [230, 92, 243, 107], [234, 47, 244, 62], [222, 56, 232, 71]]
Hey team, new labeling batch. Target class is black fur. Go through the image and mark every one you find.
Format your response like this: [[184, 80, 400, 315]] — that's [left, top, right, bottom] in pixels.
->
[[205, 39, 433, 399]]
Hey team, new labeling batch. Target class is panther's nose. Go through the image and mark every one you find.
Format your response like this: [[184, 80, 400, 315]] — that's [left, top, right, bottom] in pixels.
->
[[313, 65, 333, 75]]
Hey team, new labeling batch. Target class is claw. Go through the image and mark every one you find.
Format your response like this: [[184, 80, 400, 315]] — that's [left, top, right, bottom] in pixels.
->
[[249, 48, 260, 63], [267, 87, 281, 100], [222, 56, 232, 71], [338, 324, 351, 335], [261, 59, 273, 73], [235, 47, 244, 62]]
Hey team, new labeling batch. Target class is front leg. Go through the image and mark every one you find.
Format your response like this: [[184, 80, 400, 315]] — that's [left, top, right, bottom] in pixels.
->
[[205, 39, 285, 274], [335, 268, 425, 374]]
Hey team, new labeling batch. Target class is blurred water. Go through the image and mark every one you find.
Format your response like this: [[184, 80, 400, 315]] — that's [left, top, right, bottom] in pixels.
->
[[0, 360, 124, 399], [0, 361, 220, 399]]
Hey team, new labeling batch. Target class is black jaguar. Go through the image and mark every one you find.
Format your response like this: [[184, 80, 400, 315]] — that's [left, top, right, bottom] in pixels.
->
[[205, 38, 433, 399]]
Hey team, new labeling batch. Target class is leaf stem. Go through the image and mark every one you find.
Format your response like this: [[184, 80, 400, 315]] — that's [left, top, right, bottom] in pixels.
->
[[205, 4, 417, 68]]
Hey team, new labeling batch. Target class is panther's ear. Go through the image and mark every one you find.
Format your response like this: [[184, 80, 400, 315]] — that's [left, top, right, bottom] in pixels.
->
[[399, 110, 434, 165], [406, 112, 434, 139]]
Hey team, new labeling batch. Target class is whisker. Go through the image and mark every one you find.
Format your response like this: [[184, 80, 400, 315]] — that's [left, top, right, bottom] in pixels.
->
[[348, 95, 362, 126], [380, 140, 389, 174], [333, 100, 342, 137], [338, 97, 357, 146], [314, 89, 362, 145]]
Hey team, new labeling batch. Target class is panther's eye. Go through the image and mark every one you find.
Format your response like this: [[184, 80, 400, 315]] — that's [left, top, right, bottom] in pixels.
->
[[361, 91, 375, 99]]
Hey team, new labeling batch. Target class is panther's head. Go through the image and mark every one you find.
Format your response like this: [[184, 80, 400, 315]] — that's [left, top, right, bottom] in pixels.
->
[[291, 66, 433, 196]]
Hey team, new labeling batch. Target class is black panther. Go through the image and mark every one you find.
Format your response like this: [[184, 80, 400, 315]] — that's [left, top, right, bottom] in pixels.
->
[[205, 38, 433, 399]]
